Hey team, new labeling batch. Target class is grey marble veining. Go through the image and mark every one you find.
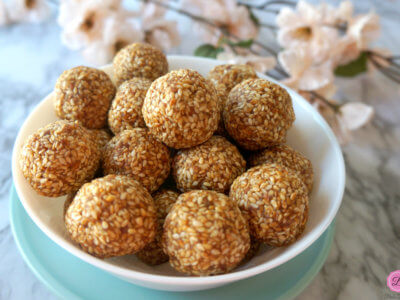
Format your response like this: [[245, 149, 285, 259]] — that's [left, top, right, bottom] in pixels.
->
[[1, 1, 400, 299]]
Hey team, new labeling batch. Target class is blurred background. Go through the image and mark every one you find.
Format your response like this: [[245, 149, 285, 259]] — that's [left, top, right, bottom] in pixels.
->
[[0, 0, 399, 299]]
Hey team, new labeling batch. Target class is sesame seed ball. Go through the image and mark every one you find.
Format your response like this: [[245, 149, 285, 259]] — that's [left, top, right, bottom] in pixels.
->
[[162, 190, 250, 276], [54, 66, 116, 129], [230, 163, 309, 247], [65, 175, 157, 258], [172, 136, 246, 193], [19, 120, 100, 197], [142, 69, 220, 149], [102, 128, 171, 193], [108, 77, 152, 134], [136, 189, 179, 265], [248, 145, 314, 193], [90, 129, 112, 151], [113, 43, 168, 86], [207, 64, 258, 94], [224, 79, 295, 150]]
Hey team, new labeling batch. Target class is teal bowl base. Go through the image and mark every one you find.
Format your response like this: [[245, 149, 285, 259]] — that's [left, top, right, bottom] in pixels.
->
[[9, 186, 335, 300]]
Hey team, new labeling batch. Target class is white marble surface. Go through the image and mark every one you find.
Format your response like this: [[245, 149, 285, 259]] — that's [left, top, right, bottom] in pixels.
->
[[1, 1, 400, 299]]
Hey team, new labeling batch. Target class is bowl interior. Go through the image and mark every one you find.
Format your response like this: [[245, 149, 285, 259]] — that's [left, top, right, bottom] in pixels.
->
[[12, 56, 345, 284]]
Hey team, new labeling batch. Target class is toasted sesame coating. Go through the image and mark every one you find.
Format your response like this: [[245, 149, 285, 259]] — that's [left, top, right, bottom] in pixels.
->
[[65, 175, 157, 258], [108, 77, 152, 134], [224, 79, 295, 150], [136, 190, 179, 265], [54, 66, 116, 129], [172, 136, 246, 193], [249, 145, 314, 193], [90, 129, 112, 151], [142, 69, 220, 149], [162, 190, 250, 276], [102, 128, 171, 193], [230, 163, 309, 247], [207, 64, 258, 94], [19, 120, 100, 197], [113, 43, 168, 86]]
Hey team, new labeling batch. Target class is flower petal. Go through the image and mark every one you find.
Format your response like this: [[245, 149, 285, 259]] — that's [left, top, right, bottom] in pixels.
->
[[9, 0, 50, 23], [146, 20, 180, 51], [276, 7, 304, 28], [348, 12, 380, 49], [141, 2, 166, 23], [336, 1, 353, 24], [296, 0, 320, 23], [229, 5, 258, 40], [339, 102, 374, 130], [297, 60, 334, 91], [333, 35, 360, 66], [278, 48, 311, 78]]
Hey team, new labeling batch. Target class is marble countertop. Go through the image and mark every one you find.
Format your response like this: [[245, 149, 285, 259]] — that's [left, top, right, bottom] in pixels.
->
[[1, 1, 400, 299]]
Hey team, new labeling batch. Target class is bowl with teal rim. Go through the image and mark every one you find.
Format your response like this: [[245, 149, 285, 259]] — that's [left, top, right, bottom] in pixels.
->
[[12, 56, 345, 291]]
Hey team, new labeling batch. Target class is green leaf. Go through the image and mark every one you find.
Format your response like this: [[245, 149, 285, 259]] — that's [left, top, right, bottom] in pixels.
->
[[334, 52, 368, 77], [194, 44, 224, 59], [232, 39, 254, 48]]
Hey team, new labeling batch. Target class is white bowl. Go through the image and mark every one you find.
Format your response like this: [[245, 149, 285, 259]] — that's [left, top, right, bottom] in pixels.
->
[[12, 56, 345, 292]]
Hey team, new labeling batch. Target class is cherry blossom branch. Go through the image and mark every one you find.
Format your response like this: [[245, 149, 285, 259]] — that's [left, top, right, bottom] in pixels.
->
[[310, 91, 341, 112], [134, 0, 390, 120], [136, 0, 217, 29], [366, 51, 400, 84], [367, 51, 400, 70], [136, 0, 280, 57], [259, 23, 278, 30], [240, 0, 296, 10]]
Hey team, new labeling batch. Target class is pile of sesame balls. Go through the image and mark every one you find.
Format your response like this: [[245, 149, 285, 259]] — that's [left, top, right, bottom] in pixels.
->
[[19, 42, 314, 276]]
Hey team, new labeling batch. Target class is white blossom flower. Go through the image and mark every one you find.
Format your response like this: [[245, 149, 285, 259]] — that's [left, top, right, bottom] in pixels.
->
[[58, 0, 127, 50], [82, 16, 144, 65], [58, 1, 110, 50], [217, 51, 276, 73], [276, 0, 355, 49], [279, 47, 334, 92], [276, 0, 380, 68], [0, 0, 9, 25], [8, 0, 50, 23], [333, 12, 380, 66], [276, 0, 324, 49], [182, 0, 257, 44], [141, 2, 180, 51]]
